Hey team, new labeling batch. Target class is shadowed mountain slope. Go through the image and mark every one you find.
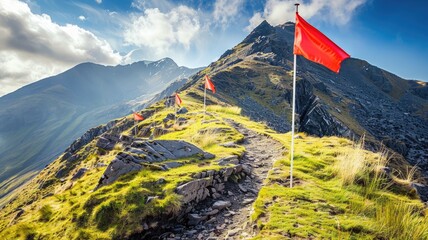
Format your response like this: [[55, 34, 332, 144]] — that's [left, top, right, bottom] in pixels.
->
[[0, 58, 202, 199], [182, 20, 427, 171]]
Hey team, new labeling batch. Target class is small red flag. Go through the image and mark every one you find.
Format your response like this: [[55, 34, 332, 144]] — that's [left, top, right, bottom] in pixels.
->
[[133, 112, 144, 121], [205, 75, 216, 93], [294, 13, 350, 73], [175, 93, 182, 106]]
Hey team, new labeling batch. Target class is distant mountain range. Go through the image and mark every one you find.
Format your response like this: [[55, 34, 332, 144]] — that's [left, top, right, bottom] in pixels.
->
[[0, 58, 202, 199]]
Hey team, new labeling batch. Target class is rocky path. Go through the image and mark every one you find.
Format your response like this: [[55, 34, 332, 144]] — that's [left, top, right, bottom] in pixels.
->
[[163, 119, 284, 239], [218, 119, 285, 239]]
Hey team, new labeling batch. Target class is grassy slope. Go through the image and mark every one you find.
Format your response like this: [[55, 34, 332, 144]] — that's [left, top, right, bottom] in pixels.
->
[[0, 88, 426, 239], [250, 133, 427, 239]]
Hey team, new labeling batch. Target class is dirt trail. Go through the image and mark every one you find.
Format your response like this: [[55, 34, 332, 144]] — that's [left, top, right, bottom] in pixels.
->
[[161, 119, 284, 240], [217, 119, 285, 239]]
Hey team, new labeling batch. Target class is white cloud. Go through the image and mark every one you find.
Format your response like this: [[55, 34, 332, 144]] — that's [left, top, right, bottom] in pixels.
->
[[213, 0, 244, 25], [95, 0, 102, 4], [247, 0, 366, 31], [131, 0, 174, 12], [0, 0, 122, 96], [124, 6, 200, 54], [78, 15, 86, 21]]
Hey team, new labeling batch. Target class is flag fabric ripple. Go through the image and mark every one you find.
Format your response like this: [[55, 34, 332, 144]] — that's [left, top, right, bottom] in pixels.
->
[[294, 13, 350, 73]]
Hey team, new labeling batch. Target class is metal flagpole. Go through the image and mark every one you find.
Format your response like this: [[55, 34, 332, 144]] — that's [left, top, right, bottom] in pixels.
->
[[203, 79, 207, 121], [175, 96, 177, 125], [134, 118, 137, 136], [290, 3, 299, 188]]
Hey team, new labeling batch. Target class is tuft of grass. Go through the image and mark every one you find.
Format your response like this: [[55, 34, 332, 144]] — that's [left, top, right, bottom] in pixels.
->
[[376, 201, 428, 239], [392, 165, 419, 186], [360, 150, 389, 198], [38, 204, 53, 222], [334, 136, 389, 198], [191, 128, 220, 148], [207, 105, 242, 115], [95, 200, 121, 231], [334, 136, 366, 186]]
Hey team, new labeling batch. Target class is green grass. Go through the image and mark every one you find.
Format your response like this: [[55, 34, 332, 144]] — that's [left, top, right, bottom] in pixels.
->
[[376, 200, 428, 239], [0, 99, 248, 239], [0, 92, 426, 240], [251, 133, 427, 239]]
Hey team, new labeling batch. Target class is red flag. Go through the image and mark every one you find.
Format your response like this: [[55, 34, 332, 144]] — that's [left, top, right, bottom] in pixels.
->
[[175, 93, 182, 106], [294, 13, 350, 73], [205, 75, 216, 93], [133, 112, 144, 121]]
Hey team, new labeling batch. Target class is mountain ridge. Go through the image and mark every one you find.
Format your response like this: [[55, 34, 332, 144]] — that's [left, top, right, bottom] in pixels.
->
[[0, 58, 202, 200]]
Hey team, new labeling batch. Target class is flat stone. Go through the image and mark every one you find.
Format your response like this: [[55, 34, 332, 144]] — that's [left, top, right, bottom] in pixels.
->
[[238, 184, 248, 193], [177, 107, 188, 114], [162, 161, 183, 170], [212, 200, 231, 210], [71, 167, 89, 180], [97, 153, 143, 187], [227, 228, 241, 237], [218, 156, 239, 166], [156, 140, 204, 159], [203, 152, 216, 159], [242, 198, 254, 205], [205, 217, 216, 224], [188, 213, 207, 225], [203, 209, 219, 216], [220, 142, 240, 148]]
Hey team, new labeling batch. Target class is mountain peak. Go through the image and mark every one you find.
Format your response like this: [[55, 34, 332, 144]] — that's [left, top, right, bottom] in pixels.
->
[[153, 57, 179, 68], [242, 20, 275, 44]]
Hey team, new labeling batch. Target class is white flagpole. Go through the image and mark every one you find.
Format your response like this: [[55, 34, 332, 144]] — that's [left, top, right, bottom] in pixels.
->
[[290, 3, 299, 188], [175, 97, 177, 125], [174, 104, 176, 123], [203, 80, 207, 121], [290, 54, 297, 188]]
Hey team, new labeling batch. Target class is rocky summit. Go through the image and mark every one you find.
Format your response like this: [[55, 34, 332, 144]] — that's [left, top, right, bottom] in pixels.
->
[[0, 20, 427, 240]]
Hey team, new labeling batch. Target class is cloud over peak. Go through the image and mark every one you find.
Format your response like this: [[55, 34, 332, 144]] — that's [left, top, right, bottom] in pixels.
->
[[0, 0, 121, 96], [213, 0, 244, 25], [247, 0, 366, 31], [124, 5, 200, 54]]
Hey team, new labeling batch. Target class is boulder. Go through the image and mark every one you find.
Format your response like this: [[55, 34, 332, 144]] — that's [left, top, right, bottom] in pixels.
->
[[97, 153, 143, 187], [96, 133, 120, 150], [71, 168, 89, 180], [203, 152, 216, 159], [97, 140, 213, 187], [177, 107, 188, 114], [162, 161, 183, 170], [218, 156, 239, 166], [156, 140, 204, 159]]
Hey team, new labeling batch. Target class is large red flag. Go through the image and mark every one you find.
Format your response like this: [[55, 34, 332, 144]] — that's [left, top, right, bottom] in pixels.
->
[[205, 75, 216, 93], [294, 13, 350, 73], [175, 93, 182, 106], [133, 112, 144, 121]]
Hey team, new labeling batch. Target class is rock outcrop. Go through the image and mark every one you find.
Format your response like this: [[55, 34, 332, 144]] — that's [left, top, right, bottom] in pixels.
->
[[97, 140, 214, 187]]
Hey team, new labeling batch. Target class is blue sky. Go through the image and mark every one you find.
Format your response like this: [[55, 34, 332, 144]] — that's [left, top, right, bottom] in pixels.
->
[[0, 0, 427, 96]]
